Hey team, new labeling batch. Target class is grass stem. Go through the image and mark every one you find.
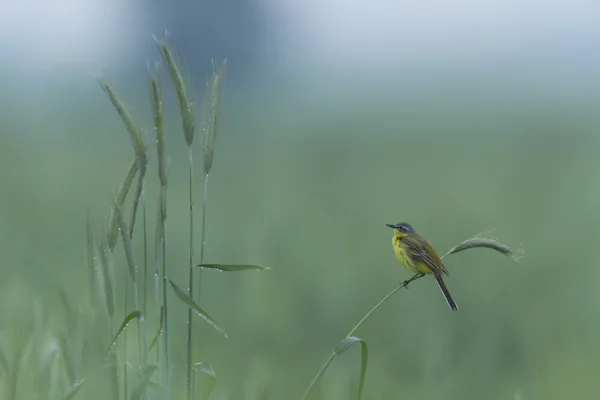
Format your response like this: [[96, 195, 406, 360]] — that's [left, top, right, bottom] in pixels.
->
[[186, 147, 195, 399]]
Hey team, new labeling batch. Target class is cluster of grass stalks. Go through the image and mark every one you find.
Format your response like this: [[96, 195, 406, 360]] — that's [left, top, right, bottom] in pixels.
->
[[37, 38, 268, 400]]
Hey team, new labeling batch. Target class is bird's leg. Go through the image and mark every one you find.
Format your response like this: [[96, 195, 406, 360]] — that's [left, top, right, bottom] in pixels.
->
[[401, 273, 424, 288]]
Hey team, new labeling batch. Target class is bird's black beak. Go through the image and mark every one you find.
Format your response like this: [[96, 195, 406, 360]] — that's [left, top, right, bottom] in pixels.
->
[[385, 223, 396, 229]]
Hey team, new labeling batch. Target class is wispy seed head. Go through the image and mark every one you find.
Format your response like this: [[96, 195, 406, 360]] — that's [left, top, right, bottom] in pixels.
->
[[98, 80, 148, 173], [202, 58, 227, 175], [156, 39, 196, 147], [442, 230, 524, 262], [148, 69, 167, 188]]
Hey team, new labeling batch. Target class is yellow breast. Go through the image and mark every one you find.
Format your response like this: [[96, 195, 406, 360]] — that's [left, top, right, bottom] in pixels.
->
[[392, 236, 417, 272], [392, 236, 432, 274]]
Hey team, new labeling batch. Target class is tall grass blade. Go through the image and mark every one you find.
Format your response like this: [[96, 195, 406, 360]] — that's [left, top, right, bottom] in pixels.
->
[[334, 337, 368, 400], [151, 64, 169, 400], [106, 159, 138, 251], [86, 210, 96, 306], [194, 362, 217, 400], [114, 196, 146, 398], [113, 199, 137, 283], [97, 240, 115, 319], [195, 264, 270, 272], [130, 365, 158, 400], [107, 310, 142, 353], [148, 306, 165, 353], [168, 279, 227, 339], [186, 150, 195, 400], [61, 378, 87, 400]]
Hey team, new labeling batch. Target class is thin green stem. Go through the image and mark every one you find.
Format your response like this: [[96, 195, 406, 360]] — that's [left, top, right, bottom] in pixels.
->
[[193, 173, 209, 374], [196, 173, 209, 304], [154, 202, 161, 366], [299, 246, 477, 399], [123, 275, 129, 399], [108, 318, 119, 400], [186, 147, 195, 400], [143, 202, 148, 319], [141, 195, 148, 400], [300, 282, 408, 400], [160, 186, 169, 400]]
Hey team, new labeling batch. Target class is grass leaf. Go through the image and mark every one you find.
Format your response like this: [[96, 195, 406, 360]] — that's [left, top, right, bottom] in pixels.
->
[[194, 362, 217, 400], [147, 306, 164, 353], [194, 264, 270, 272], [113, 199, 137, 282], [168, 279, 228, 339], [106, 159, 138, 251], [86, 210, 96, 306], [334, 337, 368, 400], [129, 365, 158, 400], [107, 310, 141, 353], [61, 378, 87, 400]]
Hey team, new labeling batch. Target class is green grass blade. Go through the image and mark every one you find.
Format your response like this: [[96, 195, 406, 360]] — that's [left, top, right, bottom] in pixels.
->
[[113, 199, 136, 282], [106, 158, 138, 251], [130, 365, 158, 400], [194, 362, 217, 400], [194, 264, 270, 272], [168, 279, 228, 339], [61, 378, 87, 400], [148, 306, 165, 353], [86, 210, 96, 306], [334, 337, 368, 400], [107, 310, 141, 353]]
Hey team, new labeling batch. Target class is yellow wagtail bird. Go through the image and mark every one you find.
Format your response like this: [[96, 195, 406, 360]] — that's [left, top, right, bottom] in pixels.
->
[[386, 222, 458, 311]]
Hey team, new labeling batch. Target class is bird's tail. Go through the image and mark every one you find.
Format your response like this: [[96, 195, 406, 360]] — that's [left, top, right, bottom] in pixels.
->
[[434, 274, 459, 311]]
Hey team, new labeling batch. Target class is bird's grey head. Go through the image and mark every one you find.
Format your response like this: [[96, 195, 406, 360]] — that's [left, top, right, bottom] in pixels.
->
[[385, 222, 416, 234]]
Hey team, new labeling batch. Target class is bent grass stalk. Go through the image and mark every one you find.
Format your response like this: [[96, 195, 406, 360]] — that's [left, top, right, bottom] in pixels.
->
[[300, 234, 523, 400], [97, 80, 148, 237]]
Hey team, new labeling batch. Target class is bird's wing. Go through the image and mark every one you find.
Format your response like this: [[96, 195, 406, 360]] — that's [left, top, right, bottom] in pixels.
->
[[400, 235, 448, 276]]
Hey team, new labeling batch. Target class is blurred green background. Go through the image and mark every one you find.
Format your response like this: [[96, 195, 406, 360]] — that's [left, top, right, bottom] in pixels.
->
[[2, 74, 600, 399]]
